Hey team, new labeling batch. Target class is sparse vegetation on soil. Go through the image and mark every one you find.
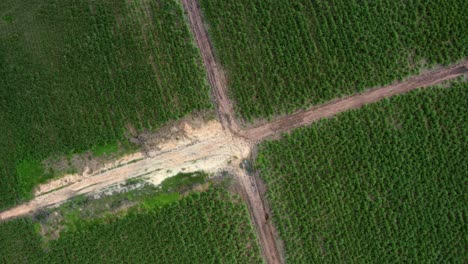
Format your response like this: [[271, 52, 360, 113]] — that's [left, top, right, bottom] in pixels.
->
[[0, 186, 263, 263], [0, 0, 212, 208], [199, 0, 467, 121], [255, 82, 467, 262]]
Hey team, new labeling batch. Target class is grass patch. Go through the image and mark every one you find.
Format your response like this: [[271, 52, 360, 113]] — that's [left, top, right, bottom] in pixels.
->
[[34, 171, 212, 239], [2, 14, 12, 23], [160, 171, 207, 192], [16, 161, 51, 199], [139, 192, 180, 211], [91, 142, 119, 157]]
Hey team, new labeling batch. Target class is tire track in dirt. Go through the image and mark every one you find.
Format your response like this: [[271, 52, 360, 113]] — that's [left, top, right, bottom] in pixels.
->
[[243, 62, 468, 141], [181, 0, 241, 134], [180, 1, 467, 263], [180, 1, 284, 263], [231, 167, 285, 264], [0, 121, 251, 221], [1, 1, 466, 263]]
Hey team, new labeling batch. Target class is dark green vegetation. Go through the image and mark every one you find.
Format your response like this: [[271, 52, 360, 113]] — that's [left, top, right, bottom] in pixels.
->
[[256, 82, 467, 262], [0, 187, 262, 263], [159, 171, 207, 192], [200, 0, 467, 121], [0, 0, 212, 208], [42, 172, 209, 235]]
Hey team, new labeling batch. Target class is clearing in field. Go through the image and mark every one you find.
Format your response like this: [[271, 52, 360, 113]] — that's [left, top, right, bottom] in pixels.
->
[[0, 0, 212, 208], [255, 82, 467, 262], [199, 0, 467, 121]]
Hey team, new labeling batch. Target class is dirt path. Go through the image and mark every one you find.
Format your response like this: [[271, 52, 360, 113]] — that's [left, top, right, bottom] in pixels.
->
[[181, 0, 241, 134], [243, 62, 468, 141], [232, 167, 284, 264], [0, 121, 251, 221], [1, 1, 466, 262], [180, 1, 285, 262]]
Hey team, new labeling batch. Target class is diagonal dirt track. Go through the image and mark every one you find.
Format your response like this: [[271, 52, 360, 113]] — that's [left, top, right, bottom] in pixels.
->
[[0, 0, 466, 263], [243, 62, 468, 141], [180, 1, 467, 263], [0, 121, 251, 221]]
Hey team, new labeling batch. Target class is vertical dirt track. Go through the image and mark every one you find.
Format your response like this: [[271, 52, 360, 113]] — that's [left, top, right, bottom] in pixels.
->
[[180, 0, 284, 263], [233, 168, 284, 264], [0, 1, 466, 263], [181, 0, 240, 134]]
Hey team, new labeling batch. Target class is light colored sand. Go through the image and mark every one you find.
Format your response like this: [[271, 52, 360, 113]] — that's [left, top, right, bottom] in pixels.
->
[[0, 121, 251, 220]]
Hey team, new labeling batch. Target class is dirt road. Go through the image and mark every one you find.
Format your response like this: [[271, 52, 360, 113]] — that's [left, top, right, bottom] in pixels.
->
[[0, 0, 466, 262], [243, 62, 468, 141], [181, 1, 284, 262], [181, 0, 240, 134], [0, 121, 251, 221], [233, 168, 284, 264]]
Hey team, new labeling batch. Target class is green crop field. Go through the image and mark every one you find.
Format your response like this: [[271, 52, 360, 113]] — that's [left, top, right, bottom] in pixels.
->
[[0, 187, 262, 263], [256, 82, 467, 262], [200, 0, 467, 121], [0, 0, 212, 208]]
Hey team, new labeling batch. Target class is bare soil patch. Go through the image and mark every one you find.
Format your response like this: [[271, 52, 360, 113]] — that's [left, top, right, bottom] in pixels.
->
[[0, 120, 251, 221]]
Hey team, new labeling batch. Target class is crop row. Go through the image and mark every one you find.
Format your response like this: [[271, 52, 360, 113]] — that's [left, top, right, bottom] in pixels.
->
[[200, 0, 467, 121], [0, 0, 212, 208], [256, 82, 467, 262], [0, 187, 263, 263]]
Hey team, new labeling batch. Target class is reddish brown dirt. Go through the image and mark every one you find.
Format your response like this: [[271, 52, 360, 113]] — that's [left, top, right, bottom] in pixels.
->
[[242, 62, 468, 141], [181, 0, 241, 134], [181, 1, 283, 262], [231, 168, 285, 264], [180, 1, 467, 263], [1, 1, 466, 263]]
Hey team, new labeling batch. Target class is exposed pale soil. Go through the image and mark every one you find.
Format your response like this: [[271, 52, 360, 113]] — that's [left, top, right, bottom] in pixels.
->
[[35, 152, 145, 196], [0, 0, 466, 263], [0, 121, 251, 221]]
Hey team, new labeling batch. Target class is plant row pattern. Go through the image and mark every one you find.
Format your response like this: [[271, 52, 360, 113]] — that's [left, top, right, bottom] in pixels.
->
[[256, 82, 467, 263], [0, 0, 212, 208], [200, 0, 467, 121], [0, 187, 263, 263]]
